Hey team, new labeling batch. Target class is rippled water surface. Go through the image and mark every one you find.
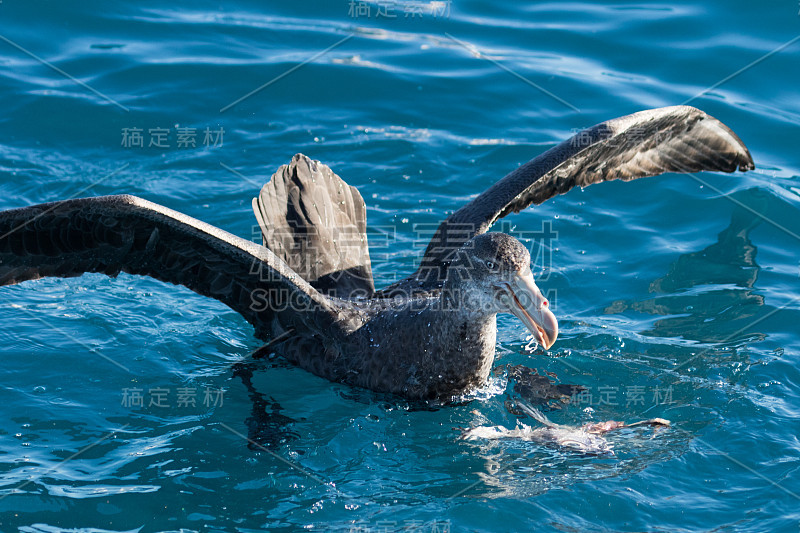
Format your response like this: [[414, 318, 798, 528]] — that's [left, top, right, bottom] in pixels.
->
[[1, 1, 799, 531]]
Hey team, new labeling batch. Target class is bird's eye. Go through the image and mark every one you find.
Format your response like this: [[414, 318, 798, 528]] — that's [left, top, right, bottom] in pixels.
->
[[486, 260, 495, 270]]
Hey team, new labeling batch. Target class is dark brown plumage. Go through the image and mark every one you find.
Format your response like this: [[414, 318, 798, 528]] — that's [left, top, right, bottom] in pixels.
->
[[0, 106, 754, 400]]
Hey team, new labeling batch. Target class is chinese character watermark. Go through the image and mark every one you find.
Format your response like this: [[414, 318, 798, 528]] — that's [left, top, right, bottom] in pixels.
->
[[347, 0, 451, 19], [121, 386, 226, 409], [121, 126, 224, 149], [348, 519, 450, 533], [570, 385, 677, 407]]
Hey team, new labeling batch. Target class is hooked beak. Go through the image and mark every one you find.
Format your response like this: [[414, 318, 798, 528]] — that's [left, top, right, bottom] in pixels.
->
[[496, 270, 558, 350]]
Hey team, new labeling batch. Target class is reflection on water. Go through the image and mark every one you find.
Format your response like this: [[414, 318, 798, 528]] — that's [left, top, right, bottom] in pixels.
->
[[231, 360, 300, 448], [605, 188, 768, 343]]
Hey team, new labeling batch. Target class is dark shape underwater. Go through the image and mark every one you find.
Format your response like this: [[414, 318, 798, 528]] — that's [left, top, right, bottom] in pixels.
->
[[604, 187, 769, 343]]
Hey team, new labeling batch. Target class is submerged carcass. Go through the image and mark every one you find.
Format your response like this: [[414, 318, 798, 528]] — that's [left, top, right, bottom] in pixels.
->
[[462, 402, 670, 455]]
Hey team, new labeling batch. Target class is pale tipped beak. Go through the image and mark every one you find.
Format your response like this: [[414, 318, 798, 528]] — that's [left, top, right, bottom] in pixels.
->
[[497, 271, 558, 350]]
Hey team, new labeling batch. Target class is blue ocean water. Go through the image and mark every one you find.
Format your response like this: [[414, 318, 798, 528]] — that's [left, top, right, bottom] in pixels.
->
[[1, 0, 799, 531]]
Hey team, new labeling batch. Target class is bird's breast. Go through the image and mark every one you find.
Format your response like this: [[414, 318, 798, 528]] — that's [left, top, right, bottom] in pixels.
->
[[343, 308, 498, 400]]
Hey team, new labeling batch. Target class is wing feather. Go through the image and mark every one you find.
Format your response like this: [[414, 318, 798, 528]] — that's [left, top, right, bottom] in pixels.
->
[[382, 106, 754, 294], [253, 154, 375, 298], [0, 195, 344, 339]]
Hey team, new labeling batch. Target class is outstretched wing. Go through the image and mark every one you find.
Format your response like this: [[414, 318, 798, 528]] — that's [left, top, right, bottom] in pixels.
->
[[0, 195, 345, 339], [385, 105, 754, 294], [253, 154, 375, 299]]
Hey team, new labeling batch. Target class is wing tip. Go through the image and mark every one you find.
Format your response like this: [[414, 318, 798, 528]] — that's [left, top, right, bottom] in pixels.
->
[[739, 153, 756, 172], [708, 115, 756, 173], [681, 106, 755, 174]]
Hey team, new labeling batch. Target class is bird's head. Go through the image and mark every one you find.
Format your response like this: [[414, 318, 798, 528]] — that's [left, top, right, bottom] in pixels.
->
[[444, 233, 558, 350]]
